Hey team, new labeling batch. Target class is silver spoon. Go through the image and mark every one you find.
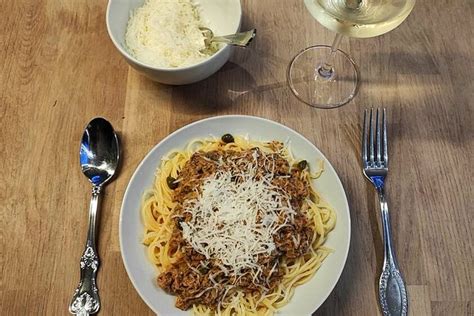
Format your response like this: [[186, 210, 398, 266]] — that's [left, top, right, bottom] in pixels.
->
[[200, 27, 256, 48], [69, 118, 120, 316]]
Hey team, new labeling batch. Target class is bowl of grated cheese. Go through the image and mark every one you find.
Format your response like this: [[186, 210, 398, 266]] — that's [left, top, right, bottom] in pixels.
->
[[106, 0, 242, 85]]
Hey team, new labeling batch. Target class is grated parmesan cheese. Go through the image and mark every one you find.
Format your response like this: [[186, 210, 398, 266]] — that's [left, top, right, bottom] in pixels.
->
[[180, 158, 296, 279], [125, 0, 218, 68]]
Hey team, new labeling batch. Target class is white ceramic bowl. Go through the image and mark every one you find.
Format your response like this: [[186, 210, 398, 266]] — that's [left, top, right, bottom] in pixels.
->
[[120, 115, 351, 315], [106, 0, 242, 85]]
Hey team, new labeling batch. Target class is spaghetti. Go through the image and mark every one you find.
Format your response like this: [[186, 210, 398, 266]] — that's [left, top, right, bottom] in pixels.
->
[[141, 135, 336, 315]]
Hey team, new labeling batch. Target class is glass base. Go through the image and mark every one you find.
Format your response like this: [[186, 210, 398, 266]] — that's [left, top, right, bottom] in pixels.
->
[[287, 45, 360, 109]]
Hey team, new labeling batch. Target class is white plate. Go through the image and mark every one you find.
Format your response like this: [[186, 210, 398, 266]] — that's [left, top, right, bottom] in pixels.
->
[[120, 115, 351, 315]]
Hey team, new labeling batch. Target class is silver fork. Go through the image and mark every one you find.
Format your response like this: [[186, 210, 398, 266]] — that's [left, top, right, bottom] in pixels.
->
[[362, 108, 408, 316]]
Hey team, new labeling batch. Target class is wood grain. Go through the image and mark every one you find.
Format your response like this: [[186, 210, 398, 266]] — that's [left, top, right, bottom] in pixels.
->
[[1, 0, 472, 315]]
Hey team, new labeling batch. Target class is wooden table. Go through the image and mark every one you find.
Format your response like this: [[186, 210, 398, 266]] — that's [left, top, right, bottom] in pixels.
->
[[1, 0, 472, 315]]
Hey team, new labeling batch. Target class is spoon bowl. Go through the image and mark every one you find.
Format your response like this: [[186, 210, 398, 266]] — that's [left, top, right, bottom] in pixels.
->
[[80, 118, 120, 186]]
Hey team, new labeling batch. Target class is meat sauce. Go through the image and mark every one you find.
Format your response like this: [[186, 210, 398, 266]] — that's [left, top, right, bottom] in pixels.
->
[[157, 146, 313, 310]]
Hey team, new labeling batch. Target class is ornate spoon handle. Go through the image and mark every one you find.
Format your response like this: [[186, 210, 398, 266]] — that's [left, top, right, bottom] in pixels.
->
[[69, 186, 101, 315], [378, 190, 408, 316]]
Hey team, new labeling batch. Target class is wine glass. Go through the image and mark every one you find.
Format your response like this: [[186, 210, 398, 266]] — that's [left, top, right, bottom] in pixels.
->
[[288, 0, 416, 108]]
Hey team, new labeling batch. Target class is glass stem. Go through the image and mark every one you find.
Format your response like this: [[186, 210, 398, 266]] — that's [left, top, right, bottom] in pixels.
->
[[318, 33, 344, 79], [345, 0, 362, 9]]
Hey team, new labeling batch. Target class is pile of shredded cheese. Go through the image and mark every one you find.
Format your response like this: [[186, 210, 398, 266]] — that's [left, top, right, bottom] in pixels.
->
[[180, 157, 296, 279], [125, 0, 218, 68]]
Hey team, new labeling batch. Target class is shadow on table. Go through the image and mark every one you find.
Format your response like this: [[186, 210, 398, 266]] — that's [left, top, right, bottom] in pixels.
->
[[368, 51, 441, 76], [355, 50, 471, 145], [168, 52, 293, 115], [167, 62, 258, 115]]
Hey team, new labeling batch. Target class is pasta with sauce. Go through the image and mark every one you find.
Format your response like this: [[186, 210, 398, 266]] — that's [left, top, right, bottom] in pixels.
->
[[141, 135, 336, 315]]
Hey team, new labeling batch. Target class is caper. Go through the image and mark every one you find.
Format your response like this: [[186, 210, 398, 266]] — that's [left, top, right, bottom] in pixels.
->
[[176, 217, 184, 230], [221, 133, 234, 143], [199, 266, 210, 274], [166, 176, 178, 189], [297, 160, 308, 170]]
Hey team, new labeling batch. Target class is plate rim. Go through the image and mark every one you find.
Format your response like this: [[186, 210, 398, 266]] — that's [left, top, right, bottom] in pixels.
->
[[119, 114, 351, 315]]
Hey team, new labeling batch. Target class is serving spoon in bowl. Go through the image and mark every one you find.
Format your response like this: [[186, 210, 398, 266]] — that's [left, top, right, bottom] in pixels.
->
[[200, 27, 256, 48], [69, 117, 120, 315]]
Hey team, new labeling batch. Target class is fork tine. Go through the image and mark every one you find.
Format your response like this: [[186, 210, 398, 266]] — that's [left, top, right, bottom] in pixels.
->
[[369, 108, 375, 164], [376, 108, 381, 165], [363, 109, 368, 163], [383, 108, 388, 166]]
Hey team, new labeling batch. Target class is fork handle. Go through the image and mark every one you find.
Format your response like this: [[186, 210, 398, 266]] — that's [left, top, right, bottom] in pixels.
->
[[377, 190, 408, 316]]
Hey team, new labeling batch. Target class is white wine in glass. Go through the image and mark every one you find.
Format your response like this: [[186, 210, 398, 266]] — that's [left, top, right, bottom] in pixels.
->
[[288, 0, 416, 108]]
